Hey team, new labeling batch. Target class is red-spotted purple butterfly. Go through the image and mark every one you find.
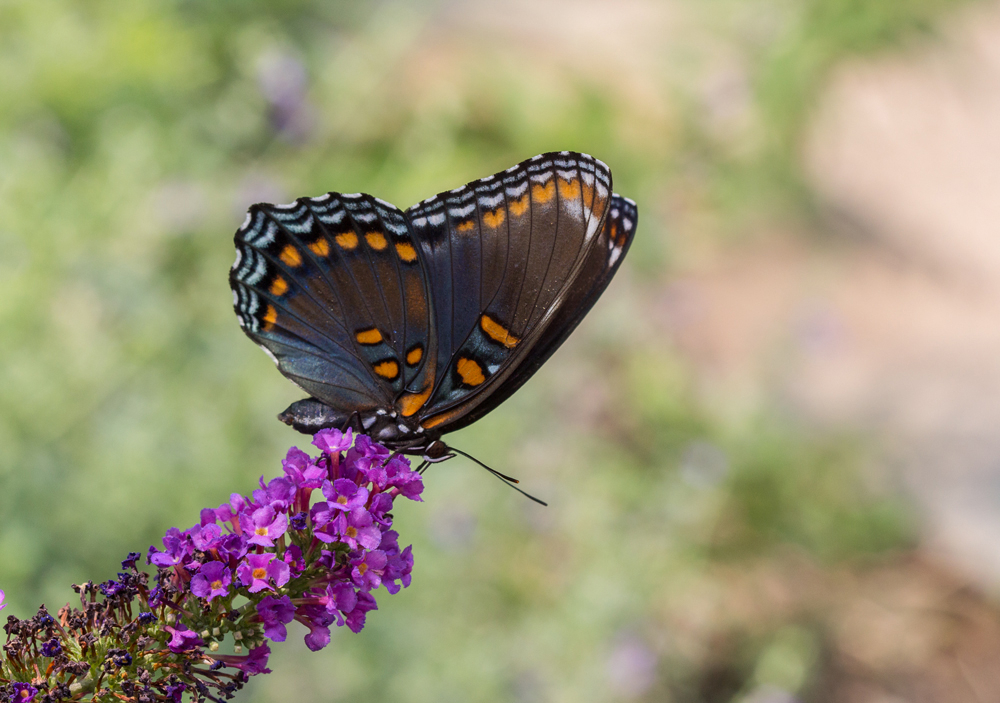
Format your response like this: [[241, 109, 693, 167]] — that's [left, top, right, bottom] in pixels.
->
[[231, 151, 637, 462]]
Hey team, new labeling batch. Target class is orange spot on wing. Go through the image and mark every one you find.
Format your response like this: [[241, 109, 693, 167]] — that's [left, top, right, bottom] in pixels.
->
[[365, 232, 388, 250], [532, 181, 555, 203], [279, 245, 302, 267], [582, 183, 595, 206], [480, 314, 519, 348], [395, 241, 418, 262], [308, 238, 330, 256], [406, 345, 423, 366], [335, 231, 358, 249], [269, 276, 288, 296], [262, 304, 278, 331], [457, 357, 485, 386], [421, 408, 461, 430], [373, 360, 399, 380], [558, 178, 581, 200], [509, 195, 529, 217], [398, 385, 433, 417], [355, 328, 383, 345], [456, 220, 475, 233], [483, 209, 505, 229]]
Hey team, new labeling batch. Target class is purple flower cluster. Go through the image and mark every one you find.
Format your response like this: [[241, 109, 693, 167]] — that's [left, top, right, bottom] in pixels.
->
[[0, 431, 421, 701], [146, 429, 422, 663]]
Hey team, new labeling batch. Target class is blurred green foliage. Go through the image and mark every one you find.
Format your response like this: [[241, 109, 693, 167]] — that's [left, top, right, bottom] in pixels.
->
[[0, 0, 972, 700]]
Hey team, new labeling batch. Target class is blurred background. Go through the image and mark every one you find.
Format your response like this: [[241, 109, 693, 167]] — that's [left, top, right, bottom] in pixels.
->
[[4, 0, 1000, 700]]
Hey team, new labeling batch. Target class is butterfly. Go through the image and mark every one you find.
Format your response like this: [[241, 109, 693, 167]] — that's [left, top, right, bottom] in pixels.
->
[[230, 151, 637, 462]]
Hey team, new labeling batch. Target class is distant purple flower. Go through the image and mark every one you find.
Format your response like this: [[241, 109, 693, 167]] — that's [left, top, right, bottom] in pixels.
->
[[322, 479, 369, 513], [199, 508, 218, 527], [237, 553, 289, 593], [351, 550, 387, 591], [313, 427, 352, 456], [190, 561, 232, 602], [242, 506, 288, 548], [164, 625, 204, 653], [333, 509, 381, 551], [257, 595, 295, 642], [11, 683, 38, 702]]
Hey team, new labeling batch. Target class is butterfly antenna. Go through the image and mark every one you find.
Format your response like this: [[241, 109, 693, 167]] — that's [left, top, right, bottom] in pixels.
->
[[449, 447, 548, 507]]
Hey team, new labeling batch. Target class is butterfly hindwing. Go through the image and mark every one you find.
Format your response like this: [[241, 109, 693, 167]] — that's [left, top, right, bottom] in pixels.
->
[[406, 152, 616, 430]]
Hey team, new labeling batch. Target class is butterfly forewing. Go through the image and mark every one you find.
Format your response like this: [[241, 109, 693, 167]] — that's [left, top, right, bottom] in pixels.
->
[[230, 193, 434, 413]]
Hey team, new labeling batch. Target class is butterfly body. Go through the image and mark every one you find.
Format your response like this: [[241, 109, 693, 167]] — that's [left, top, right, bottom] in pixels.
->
[[230, 151, 637, 455]]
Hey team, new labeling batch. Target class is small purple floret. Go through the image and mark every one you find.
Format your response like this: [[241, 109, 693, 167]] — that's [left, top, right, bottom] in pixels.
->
[[322, 478, 369, 513], [165, 625, 204, 653], [237, 553, 289, 593], [312, 427, 352, 455], [351, 549, 388, 591], [242, 506, 288, 548], [257, 595, 295, 642], [191, 561, 232, 602], [11, 683, 38, 702], [333, 508, 382, 551]]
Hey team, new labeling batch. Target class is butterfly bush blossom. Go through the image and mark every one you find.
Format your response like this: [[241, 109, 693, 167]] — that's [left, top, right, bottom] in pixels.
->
[[0, 430, 421, 702]]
